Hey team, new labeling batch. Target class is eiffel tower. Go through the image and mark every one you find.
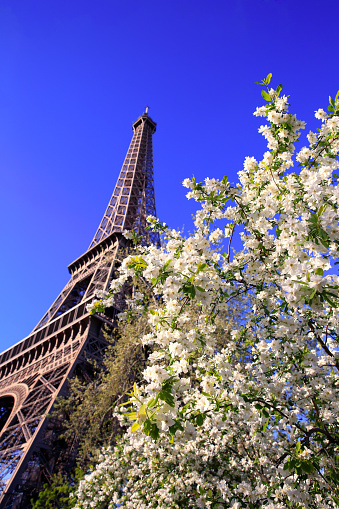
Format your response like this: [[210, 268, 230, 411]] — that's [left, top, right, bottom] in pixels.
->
[[0, 109, 159, 508]]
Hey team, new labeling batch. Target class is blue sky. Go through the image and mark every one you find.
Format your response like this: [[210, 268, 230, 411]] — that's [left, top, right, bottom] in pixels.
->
[[1, 0, 339, 352]]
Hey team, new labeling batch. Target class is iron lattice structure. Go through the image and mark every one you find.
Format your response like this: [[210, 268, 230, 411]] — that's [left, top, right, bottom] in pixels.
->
[[0, 111, 160, 508]]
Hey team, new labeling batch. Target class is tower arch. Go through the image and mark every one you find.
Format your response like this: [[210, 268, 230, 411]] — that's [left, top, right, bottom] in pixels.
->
[[0, 384, 29, 436]]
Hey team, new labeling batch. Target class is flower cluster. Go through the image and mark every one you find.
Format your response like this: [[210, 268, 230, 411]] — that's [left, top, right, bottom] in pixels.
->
[[78, 77, 339, 508]]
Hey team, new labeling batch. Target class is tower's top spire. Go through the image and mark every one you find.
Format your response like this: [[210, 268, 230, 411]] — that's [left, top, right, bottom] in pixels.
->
[[88, 112, 160, 250]]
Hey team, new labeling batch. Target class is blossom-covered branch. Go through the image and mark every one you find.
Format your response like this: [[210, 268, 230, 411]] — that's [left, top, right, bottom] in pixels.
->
[[76, 76, 339, 509]]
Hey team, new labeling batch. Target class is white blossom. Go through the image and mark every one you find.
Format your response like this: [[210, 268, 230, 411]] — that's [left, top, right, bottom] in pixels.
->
[[75, 81, 339, 509]]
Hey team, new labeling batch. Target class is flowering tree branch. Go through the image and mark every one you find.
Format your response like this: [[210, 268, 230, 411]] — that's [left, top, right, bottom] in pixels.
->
[[75, 76, 339, 509]]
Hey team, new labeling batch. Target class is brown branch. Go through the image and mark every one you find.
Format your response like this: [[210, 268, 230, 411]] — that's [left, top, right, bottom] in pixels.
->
[[226, 224, 235, 263], [307, 134, 339, 171], [308, 320, 339, 372]]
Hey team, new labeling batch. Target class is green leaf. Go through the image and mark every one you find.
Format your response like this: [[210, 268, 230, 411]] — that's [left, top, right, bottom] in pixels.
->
[[144, 421, 160, 440], [147, 397, 157, 408], [284, 459, 295, 471], [159, 389, 175, 407], [262, 417, 270, 432], [118, 400, 132, 407], [320, 236, 330, 249], [261, 90, 271, 102], [138, 404, 146, 416], [196, 414, 204, 426], [196, 286, 206, 293], [196, 263, 207, 274], [266, 73, 272, 84], [131, 422, 140, 432], [309, 289, 317, 300], [169, 420, 184, 436], [262, 407, 269, 418], [322, 292, 338, 308], [300, 460, 315, 473], [182, 281, 196, 299], [296, 440, 301, 454], [276, 84, 283, 95], [318, 204, 326, 215]]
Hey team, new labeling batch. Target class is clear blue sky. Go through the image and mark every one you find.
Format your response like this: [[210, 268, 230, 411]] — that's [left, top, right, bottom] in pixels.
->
[[1, 0, 338, 352]]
